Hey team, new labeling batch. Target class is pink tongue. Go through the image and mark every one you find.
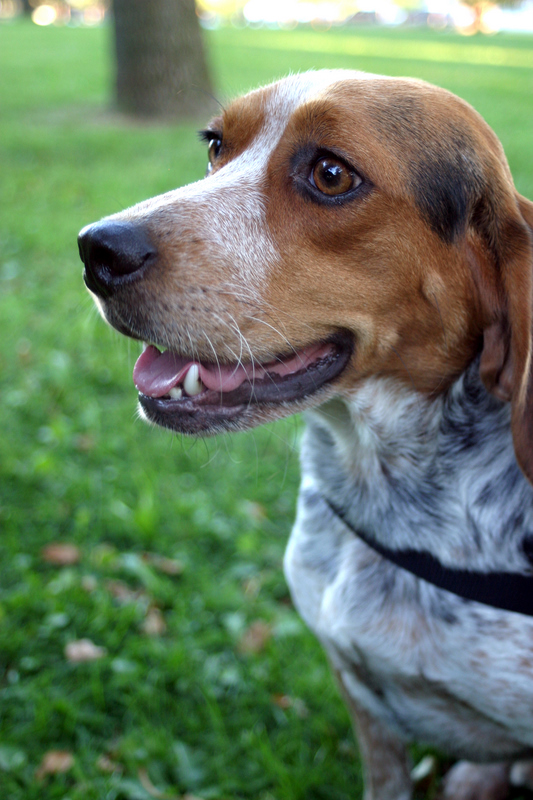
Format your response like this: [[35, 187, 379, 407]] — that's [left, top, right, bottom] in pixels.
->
[[133, 347, 189, 397], [133, 346, 251, 397], [133, 343, 333, 398]]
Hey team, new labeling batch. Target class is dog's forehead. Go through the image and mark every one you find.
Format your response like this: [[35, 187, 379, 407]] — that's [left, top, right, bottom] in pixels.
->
[[220, 70, 371, 151], [260, 69, 369, 120], [218, 69, 482, 178]]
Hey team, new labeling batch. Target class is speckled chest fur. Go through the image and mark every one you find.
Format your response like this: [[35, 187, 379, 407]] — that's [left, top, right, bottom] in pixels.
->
[[285, 360, 533, 764]]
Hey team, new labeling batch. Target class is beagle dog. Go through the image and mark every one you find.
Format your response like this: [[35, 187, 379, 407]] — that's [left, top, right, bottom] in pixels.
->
[[79, 70, 533, 800]]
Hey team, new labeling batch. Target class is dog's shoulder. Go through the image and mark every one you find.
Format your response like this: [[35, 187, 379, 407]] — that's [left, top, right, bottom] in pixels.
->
[[283, 366, 533, 759]]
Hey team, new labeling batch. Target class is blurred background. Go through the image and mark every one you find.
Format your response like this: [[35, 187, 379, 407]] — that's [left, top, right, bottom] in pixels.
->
[[1, 0, 533, 33], [1, 2, 532, 799]]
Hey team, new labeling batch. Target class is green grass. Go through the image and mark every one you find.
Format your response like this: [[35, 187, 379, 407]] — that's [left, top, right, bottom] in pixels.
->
[[0, 17, 532, 799]]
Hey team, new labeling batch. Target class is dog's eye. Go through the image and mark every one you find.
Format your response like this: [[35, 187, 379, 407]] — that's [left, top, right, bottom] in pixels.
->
[[311, 157, 360, 196], [207, 138, 222, 173]]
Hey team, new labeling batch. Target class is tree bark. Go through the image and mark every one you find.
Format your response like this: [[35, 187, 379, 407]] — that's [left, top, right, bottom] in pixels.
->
[[112, 0, 214, 120]]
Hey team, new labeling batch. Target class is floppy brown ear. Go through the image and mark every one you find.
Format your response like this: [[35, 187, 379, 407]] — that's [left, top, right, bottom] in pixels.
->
[[478, 192, 533, 483]]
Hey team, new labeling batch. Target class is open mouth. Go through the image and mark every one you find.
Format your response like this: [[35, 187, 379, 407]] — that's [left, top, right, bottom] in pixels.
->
[[133, 331, 353, 434]]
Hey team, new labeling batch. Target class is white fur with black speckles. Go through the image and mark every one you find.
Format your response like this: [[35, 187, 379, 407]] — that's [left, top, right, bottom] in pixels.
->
[[285, 360, 533, 762]]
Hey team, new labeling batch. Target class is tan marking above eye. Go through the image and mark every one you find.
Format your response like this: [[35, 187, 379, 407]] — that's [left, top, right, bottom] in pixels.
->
[[312, 157, 360, 196]]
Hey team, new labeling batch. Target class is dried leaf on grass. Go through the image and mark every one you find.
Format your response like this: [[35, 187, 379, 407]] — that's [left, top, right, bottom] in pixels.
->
[[241, 500, 267, 522], [272, 694, 309, 718], [242, 575, 262, 599], [141, 606, 167, 636], [74, 433, 95, 452], [41, 543, 81, 565], [81, 575, 98, 592], [238, 620, 272, 654], [65, 638, 107, 663], [272, 694, 293, 709], [106, 579, 147, 605], [138, 767, 179, 799], [96, 754, 123, 774], [35, 750, 74, 780], [143, 552, 184, 576]]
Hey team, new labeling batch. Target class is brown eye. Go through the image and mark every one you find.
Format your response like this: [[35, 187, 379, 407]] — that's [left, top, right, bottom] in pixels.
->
[[311, 157, 358, 196], [207, 137, 222, 172]]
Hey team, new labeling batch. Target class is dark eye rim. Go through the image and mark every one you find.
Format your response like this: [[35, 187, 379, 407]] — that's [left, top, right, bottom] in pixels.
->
[[291, 145, 371, 207], [206, 138, 222, 174], [208, 137, 222, 161], [198, 128, 223, 174]]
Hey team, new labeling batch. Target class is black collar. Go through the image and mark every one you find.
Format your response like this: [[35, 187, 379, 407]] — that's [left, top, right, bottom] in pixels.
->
[[323, 495, 533, 617]]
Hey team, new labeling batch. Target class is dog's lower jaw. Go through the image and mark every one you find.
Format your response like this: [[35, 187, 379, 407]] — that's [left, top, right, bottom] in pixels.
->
[[137, 386, 333, 436], [137, 392, 260, 435]]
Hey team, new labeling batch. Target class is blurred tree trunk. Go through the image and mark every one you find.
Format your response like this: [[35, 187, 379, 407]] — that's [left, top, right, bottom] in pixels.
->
[[112, 0, 213, 119]]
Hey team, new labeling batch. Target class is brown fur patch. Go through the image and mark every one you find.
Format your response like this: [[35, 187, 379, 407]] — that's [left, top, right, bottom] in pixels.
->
[[261, 81, 481, 394], [206, 88, 268, 170]]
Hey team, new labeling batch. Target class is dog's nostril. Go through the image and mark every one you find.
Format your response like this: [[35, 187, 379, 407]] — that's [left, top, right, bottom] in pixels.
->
[[78, 220, 157, 297]]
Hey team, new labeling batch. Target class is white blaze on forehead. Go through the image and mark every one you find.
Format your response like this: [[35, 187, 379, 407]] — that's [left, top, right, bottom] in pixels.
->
[[109, 70, 368, 288]]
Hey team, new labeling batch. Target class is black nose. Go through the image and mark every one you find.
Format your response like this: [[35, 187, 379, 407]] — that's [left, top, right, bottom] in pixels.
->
[[78, 220, 157, 297]]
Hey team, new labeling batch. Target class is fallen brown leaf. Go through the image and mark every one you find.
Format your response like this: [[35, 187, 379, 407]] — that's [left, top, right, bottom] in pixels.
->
[[35, 750, 74, 780], [238, 620, 272, 654], [65, 639, 107, 663], [106, 579, 147, 605], [242, 500, 267, 521], [242, 575, 262, 599], [271, 693, 309, 718], [81, 575, 98, 592], [41, 543, 81, 565], [272, 694, 292, 709], [96, 754, 123, 774], [75, 433, 96, 452], [138, 767, 179, 798], [17, 338, 32, 365], [141, 606, 167, 636], [143, 552, 183, 576]]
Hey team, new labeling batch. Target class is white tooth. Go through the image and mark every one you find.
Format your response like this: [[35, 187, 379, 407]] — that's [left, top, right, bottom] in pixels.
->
[[169, 386, 183, 400], [183, 364, 203, 396]]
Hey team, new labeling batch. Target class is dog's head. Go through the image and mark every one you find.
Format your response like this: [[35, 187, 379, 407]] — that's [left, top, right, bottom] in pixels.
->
[[78, 71, 533, 477]]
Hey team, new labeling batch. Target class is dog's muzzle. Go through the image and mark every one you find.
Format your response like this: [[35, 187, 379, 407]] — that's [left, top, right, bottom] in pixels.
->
[[78, 217, 355, 436]]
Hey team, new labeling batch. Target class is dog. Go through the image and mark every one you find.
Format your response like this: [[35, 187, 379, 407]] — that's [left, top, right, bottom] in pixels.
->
[[78, 70, 533, 800]]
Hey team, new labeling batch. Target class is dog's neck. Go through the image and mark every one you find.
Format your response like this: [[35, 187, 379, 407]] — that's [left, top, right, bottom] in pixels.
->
[[303, 360, 533, 574]]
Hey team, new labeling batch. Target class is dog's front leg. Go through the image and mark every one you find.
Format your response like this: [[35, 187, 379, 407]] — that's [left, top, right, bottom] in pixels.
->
[[334, 669, 413, 800]]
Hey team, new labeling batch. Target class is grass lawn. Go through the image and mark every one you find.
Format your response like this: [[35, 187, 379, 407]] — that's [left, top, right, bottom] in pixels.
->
[[1, 16, 532, 800]]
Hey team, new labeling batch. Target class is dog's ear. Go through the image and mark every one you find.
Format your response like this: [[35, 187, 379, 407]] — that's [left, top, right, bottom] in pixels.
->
[[477, 191, 533, 483]]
